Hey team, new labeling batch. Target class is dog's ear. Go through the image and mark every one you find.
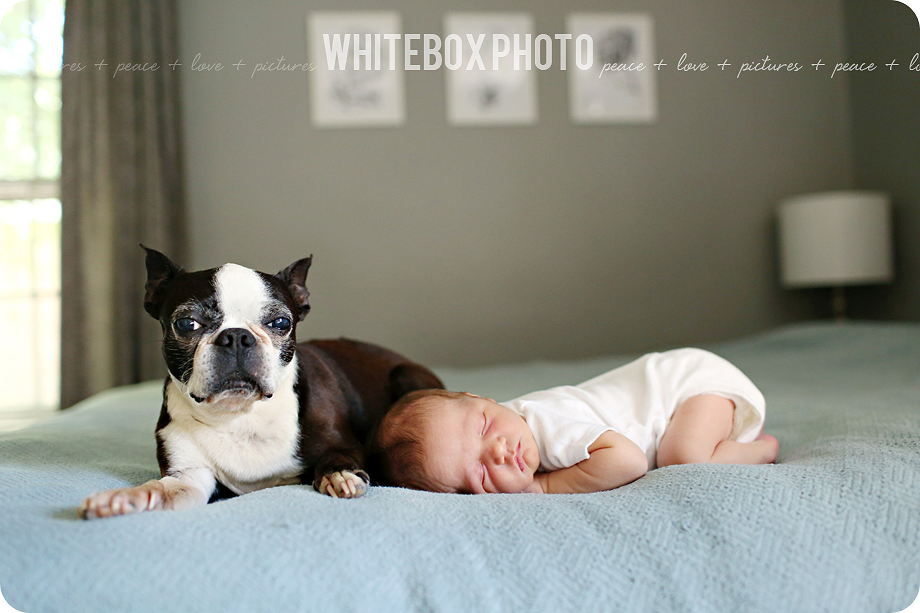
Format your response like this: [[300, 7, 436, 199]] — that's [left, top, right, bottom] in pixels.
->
[[141, 245, 184, 320], [277, 256, 312, 321]]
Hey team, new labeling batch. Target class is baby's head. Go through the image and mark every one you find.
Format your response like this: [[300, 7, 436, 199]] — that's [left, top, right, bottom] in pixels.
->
[[372, 389, 540, 494]]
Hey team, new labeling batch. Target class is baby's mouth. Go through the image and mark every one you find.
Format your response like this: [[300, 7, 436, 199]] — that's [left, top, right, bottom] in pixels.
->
[[515, 441, 525, 471]]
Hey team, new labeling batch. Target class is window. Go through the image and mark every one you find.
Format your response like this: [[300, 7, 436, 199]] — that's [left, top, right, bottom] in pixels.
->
[[0, 0, 64, 428]]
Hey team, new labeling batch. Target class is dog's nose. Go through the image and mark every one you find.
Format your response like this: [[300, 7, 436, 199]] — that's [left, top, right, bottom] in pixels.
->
[[214, 328, 256, 350]]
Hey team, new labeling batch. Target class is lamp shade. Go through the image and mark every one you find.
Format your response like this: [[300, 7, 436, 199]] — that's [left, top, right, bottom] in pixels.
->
[[778, 191, 893, 288]]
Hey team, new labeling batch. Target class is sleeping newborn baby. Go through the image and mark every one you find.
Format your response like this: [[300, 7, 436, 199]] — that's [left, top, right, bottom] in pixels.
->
[[372, 348, 779, 494]]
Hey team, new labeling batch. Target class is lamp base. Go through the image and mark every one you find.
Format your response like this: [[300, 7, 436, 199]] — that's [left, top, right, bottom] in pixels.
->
[[831, 286, 848, 320]]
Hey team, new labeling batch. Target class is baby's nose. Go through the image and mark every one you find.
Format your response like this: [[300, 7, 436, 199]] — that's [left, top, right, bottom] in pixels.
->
[[489, 437, 510, 464]]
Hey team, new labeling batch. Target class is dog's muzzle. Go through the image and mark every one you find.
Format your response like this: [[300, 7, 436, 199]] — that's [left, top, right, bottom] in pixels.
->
[[191, 327, 273, 404]]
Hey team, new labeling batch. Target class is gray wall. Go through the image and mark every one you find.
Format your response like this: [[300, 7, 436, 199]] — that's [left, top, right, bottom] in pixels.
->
[[844, 0, 920, 320], [179, 0, 856, 367]]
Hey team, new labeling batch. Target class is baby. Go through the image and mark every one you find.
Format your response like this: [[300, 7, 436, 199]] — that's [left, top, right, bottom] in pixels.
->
[[373, 348, 779, 494]]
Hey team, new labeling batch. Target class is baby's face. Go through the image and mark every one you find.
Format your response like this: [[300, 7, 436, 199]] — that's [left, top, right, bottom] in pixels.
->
[[419, 395, 540, 494]]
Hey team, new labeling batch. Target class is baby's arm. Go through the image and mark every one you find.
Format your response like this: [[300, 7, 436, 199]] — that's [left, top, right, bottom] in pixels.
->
[[528, 431, 648, 494]]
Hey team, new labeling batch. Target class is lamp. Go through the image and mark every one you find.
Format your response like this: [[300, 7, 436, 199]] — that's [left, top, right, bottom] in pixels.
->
[[777, 191, 893, 319]]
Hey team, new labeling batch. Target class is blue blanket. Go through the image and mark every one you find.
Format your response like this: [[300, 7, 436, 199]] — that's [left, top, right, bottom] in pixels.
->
[[1, 322, 919, 612]]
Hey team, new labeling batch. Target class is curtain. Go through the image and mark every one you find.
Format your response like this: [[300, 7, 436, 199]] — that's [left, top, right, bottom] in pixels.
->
[[60, 0, 186, 409]]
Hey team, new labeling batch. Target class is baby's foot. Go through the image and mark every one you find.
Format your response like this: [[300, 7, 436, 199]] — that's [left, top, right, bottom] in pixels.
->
[[756, 434, 779, 463]]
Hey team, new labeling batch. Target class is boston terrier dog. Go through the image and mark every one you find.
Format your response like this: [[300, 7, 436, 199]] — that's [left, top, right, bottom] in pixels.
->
[[79, 247, 443, 518]]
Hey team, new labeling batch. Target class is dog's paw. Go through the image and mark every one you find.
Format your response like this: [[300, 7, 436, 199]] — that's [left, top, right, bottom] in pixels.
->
[[318, 470, 369, 499], [79, 482, 164, 519]]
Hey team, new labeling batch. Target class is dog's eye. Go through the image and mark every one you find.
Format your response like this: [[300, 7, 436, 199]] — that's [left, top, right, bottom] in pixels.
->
[[175, 318, 202, 333], [267, 317, 292, 332]]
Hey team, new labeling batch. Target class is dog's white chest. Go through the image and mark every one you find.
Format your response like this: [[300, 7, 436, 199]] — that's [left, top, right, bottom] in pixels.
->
[[163, 382, 302, 494]]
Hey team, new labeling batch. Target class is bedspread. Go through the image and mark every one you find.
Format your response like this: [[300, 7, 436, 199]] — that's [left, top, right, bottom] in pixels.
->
[[1, 322, 918, 612]]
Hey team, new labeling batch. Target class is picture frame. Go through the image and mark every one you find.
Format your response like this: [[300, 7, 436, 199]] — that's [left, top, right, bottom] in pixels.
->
[[443, 12, 538, 126], [308, 11, 406, 128], [567, 13, 658, 124]]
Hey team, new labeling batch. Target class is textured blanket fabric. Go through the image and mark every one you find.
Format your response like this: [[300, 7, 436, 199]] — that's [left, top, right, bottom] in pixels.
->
[[1, 323, 918, 613]]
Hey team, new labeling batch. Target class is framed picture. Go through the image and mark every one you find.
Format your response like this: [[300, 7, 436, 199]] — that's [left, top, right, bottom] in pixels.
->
[[567, 13, 657, 124], [308, 11, 406, 128], [443, 13, 538, 126]]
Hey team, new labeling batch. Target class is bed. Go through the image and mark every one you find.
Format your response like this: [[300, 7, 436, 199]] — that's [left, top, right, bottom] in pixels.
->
[[1, 322, 918, 613]]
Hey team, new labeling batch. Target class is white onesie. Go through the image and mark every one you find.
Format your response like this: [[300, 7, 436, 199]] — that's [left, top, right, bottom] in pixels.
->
[[499, 348, 766, 471]]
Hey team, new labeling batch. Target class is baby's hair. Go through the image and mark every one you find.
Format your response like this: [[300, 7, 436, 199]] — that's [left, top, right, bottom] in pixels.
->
[[371, 388, 472, 492]]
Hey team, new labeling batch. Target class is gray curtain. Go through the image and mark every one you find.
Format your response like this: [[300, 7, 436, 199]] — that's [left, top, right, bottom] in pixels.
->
[[60, 0, 186, 409]]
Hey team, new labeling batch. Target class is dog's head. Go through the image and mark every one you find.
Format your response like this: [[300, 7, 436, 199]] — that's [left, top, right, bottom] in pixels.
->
[[141, 246, 312, 412]]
